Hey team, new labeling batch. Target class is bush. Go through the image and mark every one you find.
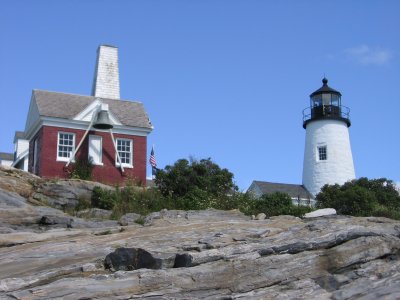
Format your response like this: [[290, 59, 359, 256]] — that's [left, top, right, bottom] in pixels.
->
[[246, 192, 313, 217], [112, 185, 166, 218], [316, 177, 400, 219], [91, 184, 169, 219], [286, 205, 314, 218], [159, 189, 258, 213], [176, 188, 212, 210], [214, 192, 255, 212], [70, 157, 94, 180], [316, 184, 376, 216], [75, 195, 92, 211], [356, 178, 400, 209], [90, 183, 314, 219], [371, 204, 400, 220], [91, 186, 117, 210]]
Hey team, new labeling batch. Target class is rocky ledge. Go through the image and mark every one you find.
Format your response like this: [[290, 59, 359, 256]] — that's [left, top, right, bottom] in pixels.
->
[[0, 166, 400, 299]]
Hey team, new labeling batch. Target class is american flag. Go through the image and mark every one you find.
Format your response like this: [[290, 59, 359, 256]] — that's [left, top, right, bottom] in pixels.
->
[[149, 146, 157, 168]]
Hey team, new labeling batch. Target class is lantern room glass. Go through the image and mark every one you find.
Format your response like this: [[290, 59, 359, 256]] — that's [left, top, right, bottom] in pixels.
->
[[311, 95, 322, 107], [331, 94, 340, 106], [311, 94, 341, 107]]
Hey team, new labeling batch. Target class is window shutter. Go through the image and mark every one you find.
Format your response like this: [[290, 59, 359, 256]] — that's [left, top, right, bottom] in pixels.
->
[[89, 135, 102, 165]]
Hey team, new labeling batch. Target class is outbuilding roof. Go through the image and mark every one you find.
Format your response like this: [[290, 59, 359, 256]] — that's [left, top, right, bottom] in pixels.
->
[[33, 90, 152, 129], [0, 152, 14, 161], [249, 181, 313, 199], [14, 131, 25, 143]]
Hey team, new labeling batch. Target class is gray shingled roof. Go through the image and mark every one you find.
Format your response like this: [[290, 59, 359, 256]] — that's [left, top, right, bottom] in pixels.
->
[[0, 152, 14, 161], [14, 131, 25, 139], [33, 90, 152, 129], [251, 181, 313, 199]]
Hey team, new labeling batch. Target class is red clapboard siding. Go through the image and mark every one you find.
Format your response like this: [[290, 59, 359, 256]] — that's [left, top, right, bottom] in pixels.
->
[[29, 125, 147, 186]]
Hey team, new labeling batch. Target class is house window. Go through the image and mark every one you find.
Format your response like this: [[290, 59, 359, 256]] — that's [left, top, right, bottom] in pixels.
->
[[88, 135, 103, 165], [57, 132, 75, 161], [318, 145, 327, 161], [116, 138, 133, 167]]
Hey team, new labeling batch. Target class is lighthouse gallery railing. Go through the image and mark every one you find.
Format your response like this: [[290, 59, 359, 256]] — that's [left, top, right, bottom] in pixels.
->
[[302, 105, 350, 124]]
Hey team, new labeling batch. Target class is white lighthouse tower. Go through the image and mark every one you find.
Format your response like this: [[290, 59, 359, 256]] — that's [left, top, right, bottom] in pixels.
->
[[302, 78, 355, 197]]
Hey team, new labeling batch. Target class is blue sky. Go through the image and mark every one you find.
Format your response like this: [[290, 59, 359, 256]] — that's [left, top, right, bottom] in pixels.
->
[[1, 1, 399, 190]]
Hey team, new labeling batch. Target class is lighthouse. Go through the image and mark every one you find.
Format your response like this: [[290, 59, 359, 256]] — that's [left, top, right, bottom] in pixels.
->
[[302, 78, 355, 197]]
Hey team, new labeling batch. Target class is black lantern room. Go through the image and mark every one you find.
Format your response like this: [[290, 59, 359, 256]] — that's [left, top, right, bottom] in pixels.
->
[[303, 78, 351, 128]]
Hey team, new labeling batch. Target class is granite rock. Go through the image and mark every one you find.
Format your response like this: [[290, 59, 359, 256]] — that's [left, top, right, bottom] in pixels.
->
[[305, 208, 337, 218], [1, 166, 400, 299]]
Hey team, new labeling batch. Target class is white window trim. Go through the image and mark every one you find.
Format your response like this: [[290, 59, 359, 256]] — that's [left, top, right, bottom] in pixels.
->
[[317, 145, 328, 162], [33, 138, 39, 174], [88, 135, 104, 166], [57, 132, 76, 162], [115, 138, 133, 168]]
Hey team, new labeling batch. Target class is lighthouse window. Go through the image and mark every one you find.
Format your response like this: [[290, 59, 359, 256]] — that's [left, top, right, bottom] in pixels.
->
[[312, 95, 322, 107], [322, 93, 331, 106], [318, 146, 327, 161], [331, 95, 339, 106]]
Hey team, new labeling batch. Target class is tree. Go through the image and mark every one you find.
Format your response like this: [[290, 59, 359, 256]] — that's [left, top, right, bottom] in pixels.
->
[[155, 158, 238, 199], [316, 177, 400, 219]]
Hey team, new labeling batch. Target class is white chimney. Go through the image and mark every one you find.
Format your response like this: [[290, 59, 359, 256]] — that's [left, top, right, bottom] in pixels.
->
[[92, 45, 120, 99]]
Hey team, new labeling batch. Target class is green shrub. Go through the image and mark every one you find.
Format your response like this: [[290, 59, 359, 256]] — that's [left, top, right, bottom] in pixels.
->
[[231, 192, 313, 218], [91, 184, 169, 219], [249, 192, 295, 217], [90, 186, 313, 219], [316, 177, 400, 219], [91, 186, 118, 210], [179, 188, 214, 210], [70, 157, 94, 180], [111, 186, 164, 218], [74, 195, 92, 212], [371, 204, 400, 220], [214, 192, 254, 212], [284, 204, 314, 217]]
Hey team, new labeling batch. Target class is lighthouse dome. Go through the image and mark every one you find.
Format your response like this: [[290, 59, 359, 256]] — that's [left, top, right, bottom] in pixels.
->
[[310, 78, 341, 97]]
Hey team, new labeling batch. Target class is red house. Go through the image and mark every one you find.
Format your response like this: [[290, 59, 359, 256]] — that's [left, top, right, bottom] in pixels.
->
[[24, 45, 153, 185]]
